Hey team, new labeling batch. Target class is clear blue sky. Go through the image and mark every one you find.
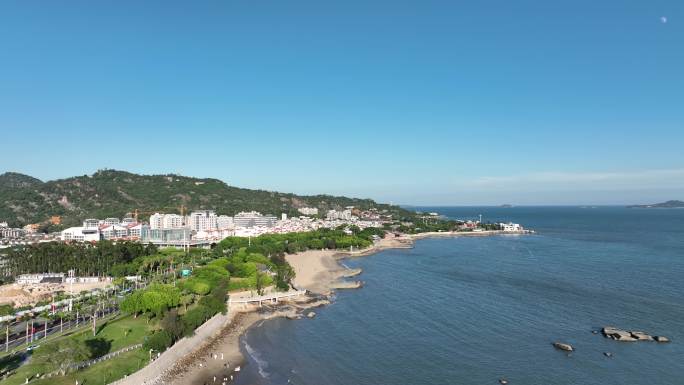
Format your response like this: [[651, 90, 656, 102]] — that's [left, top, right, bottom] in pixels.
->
[[1, 0, 682, 205]]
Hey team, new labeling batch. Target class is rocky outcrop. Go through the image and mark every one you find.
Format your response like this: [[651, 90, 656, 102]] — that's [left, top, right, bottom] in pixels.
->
[[630, 331, 653, 341], [602, 327, 636, 341], [306, 311, 316, 319], [602, 326, 669, 343], [552, 342, 574, 352]]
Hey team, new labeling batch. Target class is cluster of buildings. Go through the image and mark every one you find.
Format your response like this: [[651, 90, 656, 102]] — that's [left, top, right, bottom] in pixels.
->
[[0, 222, 60, 248], [0, 204, 393, 249], [0, 222, 24, 239], [143, 208, 384, 246], [53, 207, 387, 248], [61, 217, 144, 242]]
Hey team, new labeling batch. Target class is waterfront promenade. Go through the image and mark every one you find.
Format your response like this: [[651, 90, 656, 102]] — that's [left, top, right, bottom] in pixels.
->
[[112, 290, 305, 385]]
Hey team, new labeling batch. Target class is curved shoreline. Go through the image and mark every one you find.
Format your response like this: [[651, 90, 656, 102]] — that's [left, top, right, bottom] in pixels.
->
[[117, 230, 527, 385]]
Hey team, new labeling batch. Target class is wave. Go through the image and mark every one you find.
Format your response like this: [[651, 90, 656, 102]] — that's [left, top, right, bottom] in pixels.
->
[[244, 341, 270, 378]]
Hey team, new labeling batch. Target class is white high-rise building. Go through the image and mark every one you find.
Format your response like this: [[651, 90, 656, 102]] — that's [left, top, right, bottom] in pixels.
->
[[217, 215, 234, 230], [163, 214, 185, 229], [188, 210, 218, 231], [150, 213, 185, 229], [149, 213, 164, 230], [234, 211, 277, 228]]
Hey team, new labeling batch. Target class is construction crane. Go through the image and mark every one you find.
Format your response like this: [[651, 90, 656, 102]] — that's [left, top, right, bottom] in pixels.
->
[[127, 205, 187, 222]]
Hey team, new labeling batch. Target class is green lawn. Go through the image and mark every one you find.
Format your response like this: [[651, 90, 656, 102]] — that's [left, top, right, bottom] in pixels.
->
[[0, 316, 152, 385], [70, 316, 150, 352], [31, 349, 149, 385]]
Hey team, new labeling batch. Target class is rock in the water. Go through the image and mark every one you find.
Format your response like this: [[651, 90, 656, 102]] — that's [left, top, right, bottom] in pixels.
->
[[629, 331, 653, 341], [499, 379, 508, 385], [552, 342, 574, 352], [612, 331, 637, 342], [306, 311, 316, 319], [602, 327, 637, 341], [654, 336, 670, 343], [592, 330, 599, 335], [604, 352, 613, 358]]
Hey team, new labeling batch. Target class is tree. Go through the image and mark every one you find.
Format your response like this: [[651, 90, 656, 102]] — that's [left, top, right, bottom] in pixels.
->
[[276, 264, 295, 291], [255, 271, 266, 296], [120, 284, 180, 318], [33, 339, 90, 375]]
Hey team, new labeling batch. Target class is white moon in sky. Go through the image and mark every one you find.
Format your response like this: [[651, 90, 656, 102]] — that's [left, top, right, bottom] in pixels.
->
[[660, 16, 667, 24]]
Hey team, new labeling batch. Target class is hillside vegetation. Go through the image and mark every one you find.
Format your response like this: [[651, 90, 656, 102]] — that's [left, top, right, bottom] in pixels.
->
[[0, 170, 412, 228]]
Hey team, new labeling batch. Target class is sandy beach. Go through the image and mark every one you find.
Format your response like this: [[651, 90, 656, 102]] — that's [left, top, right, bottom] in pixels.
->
[[164, 310, 261, 385]]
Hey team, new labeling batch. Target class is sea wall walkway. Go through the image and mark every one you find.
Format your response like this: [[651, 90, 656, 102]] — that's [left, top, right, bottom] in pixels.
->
[[111, 290, 305, 385]]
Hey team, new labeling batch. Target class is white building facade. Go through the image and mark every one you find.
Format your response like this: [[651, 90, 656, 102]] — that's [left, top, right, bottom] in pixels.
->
[[188, 210, 218, 231], [150, 213, 185, 229], [234, 211, 277, 228], [298, 207, 319, 216], [499, 222, 523, 232]]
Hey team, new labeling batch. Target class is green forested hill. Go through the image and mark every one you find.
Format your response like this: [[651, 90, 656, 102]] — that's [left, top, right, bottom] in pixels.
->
[[0, 170, 411, 228]]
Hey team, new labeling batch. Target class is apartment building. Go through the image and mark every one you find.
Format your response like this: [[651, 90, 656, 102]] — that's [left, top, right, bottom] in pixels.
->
[[187, 210, 218, 231], [234, 211, 277, 228], [217, 215, 234, 230], [150, 213, 185, 229]]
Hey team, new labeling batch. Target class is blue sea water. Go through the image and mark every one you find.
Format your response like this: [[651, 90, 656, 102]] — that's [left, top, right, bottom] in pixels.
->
[[235, 207, 684, 385]]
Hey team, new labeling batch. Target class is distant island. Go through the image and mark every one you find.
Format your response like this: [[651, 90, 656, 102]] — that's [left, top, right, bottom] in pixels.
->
[[627, 200, 684, 209]]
